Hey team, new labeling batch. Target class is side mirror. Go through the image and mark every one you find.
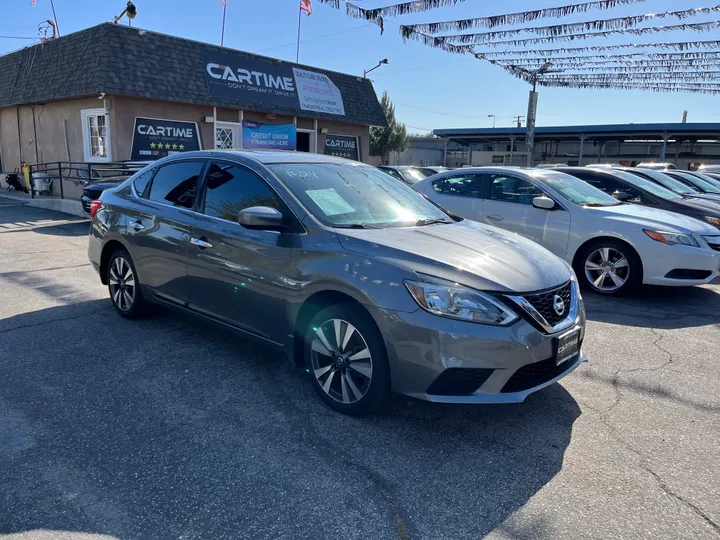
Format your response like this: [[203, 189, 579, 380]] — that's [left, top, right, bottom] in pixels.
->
[[613, 191, 630, 202], [532, 196, 556, 210], [238, 206, 284, 231]]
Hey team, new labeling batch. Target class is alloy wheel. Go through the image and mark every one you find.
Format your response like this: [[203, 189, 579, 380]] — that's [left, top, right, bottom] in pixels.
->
[[584, 247, 630, 292], [310, 318, 373, 405], [109, 256, 136, 311]]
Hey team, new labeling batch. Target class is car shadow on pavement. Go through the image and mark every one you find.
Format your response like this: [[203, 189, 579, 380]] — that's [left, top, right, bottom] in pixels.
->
[[0, 300, 580, 539], [0, 220, 91, 237], [583, 284, 720, 329]]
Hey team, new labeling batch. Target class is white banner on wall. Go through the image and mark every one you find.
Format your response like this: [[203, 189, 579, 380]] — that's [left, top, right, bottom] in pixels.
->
[[292, 68, 345, 116]]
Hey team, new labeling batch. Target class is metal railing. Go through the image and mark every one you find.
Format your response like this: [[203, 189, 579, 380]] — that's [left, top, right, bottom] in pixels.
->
[[28, 161, 148, 200]]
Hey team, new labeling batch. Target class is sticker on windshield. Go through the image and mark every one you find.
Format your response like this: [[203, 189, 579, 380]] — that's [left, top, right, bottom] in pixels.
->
[[306, 188, 355, 216]]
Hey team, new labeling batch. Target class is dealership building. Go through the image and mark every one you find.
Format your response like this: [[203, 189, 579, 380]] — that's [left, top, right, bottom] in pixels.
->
[[0, 22, 386, 181]]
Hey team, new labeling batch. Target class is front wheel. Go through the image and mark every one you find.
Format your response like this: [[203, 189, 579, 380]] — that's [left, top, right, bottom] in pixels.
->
[[575, 240, 642, 295], [304, 303, 390, 416]]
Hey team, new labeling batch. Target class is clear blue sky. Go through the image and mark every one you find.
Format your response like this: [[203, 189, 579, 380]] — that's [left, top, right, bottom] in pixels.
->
[[2, 0, 719, 133]]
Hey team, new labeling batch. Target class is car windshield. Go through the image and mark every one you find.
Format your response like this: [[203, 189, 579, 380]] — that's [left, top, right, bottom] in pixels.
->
[[609, 170, 683, 201], [671, 172, 720, 194], [269, 163, 452, 228], [398, 168, 427, 184], [691, 172, 720, 190], [528, 171, 621, 206], [629, 169, 698, 195]]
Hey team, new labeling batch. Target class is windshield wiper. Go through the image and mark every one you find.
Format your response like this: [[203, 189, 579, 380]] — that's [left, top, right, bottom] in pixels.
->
[[336, 223, 382, 229], [414, 218, 452, 226], [582, 202, 621, 207]]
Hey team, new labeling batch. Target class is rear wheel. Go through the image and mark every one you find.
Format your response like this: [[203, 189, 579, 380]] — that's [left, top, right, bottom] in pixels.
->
[[107, 249, 148, 318], [575, 240, 642, 295], [305, 303, 390, 416]]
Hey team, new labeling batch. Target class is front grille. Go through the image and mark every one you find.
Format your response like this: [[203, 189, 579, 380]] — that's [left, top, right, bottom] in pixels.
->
[[522, 281, 571, 327], [707, 243, 720, 252], [501, 355, 578, 393], [426, 368, 494, 396]]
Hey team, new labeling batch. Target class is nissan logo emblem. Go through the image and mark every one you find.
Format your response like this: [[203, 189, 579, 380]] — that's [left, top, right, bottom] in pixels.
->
[[553, 295, 565, 316]]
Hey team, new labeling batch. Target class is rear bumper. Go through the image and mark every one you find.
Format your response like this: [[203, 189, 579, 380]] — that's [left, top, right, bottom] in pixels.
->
[[369, 302, 587, 404]]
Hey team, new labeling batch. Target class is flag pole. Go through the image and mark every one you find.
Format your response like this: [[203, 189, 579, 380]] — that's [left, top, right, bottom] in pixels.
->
[[296, 4, 302, 63], [221, 3, 227, 47]]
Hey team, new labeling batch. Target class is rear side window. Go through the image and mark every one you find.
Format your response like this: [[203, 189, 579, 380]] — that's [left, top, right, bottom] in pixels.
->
[[432, 174, 486, 198], [580, 173, 642, 202], [147, 161, 204, 209], [202, 161, 283, 221], [133, 169, 155, 197]]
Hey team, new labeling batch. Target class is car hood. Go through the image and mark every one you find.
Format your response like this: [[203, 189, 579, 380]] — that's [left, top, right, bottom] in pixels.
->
[[676, 196, 720, 216], [336, 220, 571, 293], [586, 203, 717, 234]]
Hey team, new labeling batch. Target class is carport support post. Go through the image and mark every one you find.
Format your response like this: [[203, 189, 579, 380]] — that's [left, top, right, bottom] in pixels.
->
[[578, 135, 586, 166], [443, 137, 448, 167], [660, 132, 669, 162], [508, 135, 516, 166]]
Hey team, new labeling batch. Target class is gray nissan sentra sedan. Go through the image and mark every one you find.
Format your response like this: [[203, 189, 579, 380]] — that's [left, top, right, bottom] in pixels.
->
[[88, 151, 587, 415]]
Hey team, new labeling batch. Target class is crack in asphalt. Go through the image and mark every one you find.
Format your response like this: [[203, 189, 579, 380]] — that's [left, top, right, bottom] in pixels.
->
[[258, 365, 415, 540], [0, 306, 112, 335], [582, 326, 720, 536]]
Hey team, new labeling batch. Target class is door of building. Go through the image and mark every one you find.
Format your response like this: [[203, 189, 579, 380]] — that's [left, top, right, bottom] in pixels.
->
[[215, 123, 242, 150]]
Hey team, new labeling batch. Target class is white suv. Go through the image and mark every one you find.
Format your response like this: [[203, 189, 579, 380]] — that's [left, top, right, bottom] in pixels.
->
[[414, 167, 720, 295]]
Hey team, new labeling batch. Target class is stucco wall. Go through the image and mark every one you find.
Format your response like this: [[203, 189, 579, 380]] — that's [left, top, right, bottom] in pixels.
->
[[1, 96, 373, 174], [0, 97, 104, 173]]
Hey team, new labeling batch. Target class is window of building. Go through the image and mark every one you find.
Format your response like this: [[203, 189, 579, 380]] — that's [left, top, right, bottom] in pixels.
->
[[81, 108, 111, 162], [202, 161, 282, 221], [490, 174, 544, 205], [147, 161, 204, 209], [432, 174, 486, 198]]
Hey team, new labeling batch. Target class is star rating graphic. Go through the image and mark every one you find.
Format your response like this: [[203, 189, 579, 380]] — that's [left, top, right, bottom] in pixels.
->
[[179, 144, 185, 150], [172, 144, 178, 150], [150, 142, 156, 149], [165, 143, 171, 150]]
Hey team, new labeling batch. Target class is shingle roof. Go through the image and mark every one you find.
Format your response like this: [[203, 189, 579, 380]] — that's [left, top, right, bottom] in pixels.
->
[[0, 23, 387, 127]]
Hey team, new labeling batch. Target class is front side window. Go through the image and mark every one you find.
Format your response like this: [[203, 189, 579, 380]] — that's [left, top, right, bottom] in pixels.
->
[[81, 108, 111, 162], [432, 174, 486, 198], [202, 162, 282, 221], [529, 171, 620, 207], [147, 161, 204, 209], [269, 163, 451, 228], [490, 174, 544, 205]]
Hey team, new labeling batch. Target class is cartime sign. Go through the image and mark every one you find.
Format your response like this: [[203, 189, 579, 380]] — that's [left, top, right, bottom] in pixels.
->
[[130, 117, 201, 161], [202, 50, 345, 117]]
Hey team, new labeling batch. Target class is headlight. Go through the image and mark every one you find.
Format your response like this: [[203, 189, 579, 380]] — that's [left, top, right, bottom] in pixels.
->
[[405, 277, 517, 325], [704, 216, 720, 227], [643, 229, 700, 248]]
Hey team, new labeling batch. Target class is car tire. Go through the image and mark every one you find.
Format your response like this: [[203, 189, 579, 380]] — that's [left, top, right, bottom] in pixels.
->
[[304, 303, 390, 416], [575, 239, 642, 295], [107, 248, 148, 318]]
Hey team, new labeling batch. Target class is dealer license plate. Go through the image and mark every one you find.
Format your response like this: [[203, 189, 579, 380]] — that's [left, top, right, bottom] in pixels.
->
[[554, 329, 580, 366]]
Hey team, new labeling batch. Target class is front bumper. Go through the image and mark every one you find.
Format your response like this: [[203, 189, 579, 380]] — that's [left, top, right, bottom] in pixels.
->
[[370, 302, 587, 404], [641, 242, 720, 286]]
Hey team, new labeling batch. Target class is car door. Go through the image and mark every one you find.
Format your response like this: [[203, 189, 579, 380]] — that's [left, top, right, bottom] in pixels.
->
[[184, 160, 299, 344], [125, 160, 205, 305], [422, 173, 487, 220], [482, 173, 571, 258]]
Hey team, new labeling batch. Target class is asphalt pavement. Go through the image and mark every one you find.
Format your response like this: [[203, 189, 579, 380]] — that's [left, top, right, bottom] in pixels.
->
[[1, 197, 719, 540]]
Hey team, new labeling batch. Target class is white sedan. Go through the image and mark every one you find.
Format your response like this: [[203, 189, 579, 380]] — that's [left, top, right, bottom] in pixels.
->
[[414, 167, 720, 295]]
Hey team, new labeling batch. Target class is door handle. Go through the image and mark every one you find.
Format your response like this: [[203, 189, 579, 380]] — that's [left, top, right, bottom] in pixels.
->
[[487, 214, 504, 221], [131, 221, 145, 231], [191, 237, 213, 249]]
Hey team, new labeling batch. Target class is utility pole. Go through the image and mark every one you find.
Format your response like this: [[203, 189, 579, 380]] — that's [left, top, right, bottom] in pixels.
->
[[517, 62, 553, 167], [513, 116, 525, 128]]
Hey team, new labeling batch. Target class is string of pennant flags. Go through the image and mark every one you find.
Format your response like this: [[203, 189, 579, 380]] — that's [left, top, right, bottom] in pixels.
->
[[311, 0, 720, 94]]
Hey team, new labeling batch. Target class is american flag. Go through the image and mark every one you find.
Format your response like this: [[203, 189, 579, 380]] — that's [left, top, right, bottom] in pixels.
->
[[218, 0, 227, 6], [31, 0, 37, 5], [300, 0, 312, 16]]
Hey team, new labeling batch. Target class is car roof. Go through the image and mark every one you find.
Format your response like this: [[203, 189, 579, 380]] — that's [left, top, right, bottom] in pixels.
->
[[160, 150, 364, 166]]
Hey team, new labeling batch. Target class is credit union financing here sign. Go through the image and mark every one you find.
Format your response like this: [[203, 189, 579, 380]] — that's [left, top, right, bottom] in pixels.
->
[[130, 117, 201, 161], [203, 51, 345, 117], [241, 121, 297, 151]]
